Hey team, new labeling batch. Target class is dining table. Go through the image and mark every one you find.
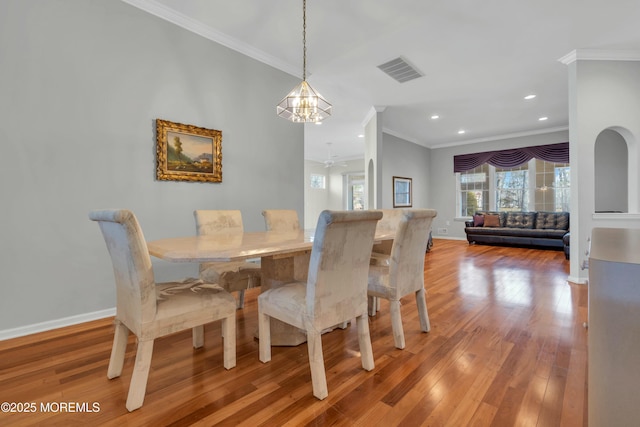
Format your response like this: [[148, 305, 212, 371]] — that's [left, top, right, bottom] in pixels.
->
[[147, 229, 394, 346]]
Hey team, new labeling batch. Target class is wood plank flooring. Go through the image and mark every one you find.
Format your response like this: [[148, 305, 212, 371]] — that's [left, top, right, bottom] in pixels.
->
[[0, 239, 587, 426]]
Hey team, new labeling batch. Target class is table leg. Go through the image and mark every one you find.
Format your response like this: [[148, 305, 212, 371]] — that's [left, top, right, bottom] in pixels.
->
[[259, 251, 310, 346]]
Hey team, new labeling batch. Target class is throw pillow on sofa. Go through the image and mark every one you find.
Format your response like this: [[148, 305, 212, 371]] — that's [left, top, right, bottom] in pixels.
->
[[484, 214, 501, 227], [473, 214, 484, 226]]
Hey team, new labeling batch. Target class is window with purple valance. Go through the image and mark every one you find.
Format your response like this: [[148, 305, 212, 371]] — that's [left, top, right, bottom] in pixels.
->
[[453, 142, 569, 172]]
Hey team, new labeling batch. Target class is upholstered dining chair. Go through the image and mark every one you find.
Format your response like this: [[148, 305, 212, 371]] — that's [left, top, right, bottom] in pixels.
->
[[367, 209, 406, 315], [367, 209, 437, 349], [194, 210, 262, 309], [89, 209, 236, 412], [262, 209, 300, 231], [370, 209, 406, 265], [258, 209, 382, 400]]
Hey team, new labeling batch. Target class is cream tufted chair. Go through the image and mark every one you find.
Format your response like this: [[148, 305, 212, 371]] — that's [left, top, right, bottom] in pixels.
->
[[262, 209, 300, 231], [258, 210, 382, 400], [367, 209, 437, 349], [89, 209, 236, 411], [194, 210, 262, 309]]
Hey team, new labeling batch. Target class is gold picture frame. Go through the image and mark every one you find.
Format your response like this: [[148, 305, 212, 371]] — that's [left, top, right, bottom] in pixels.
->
[[156, 119, 222, 183], [393, 176, 412, 207]]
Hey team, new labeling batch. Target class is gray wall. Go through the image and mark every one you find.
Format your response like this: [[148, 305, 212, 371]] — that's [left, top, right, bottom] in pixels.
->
[[0, 0, 303, 335], [381, 133, 431, 209]]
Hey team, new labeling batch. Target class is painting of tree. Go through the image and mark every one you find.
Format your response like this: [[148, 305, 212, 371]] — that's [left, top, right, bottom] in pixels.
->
[[156, 119, 222, 182]]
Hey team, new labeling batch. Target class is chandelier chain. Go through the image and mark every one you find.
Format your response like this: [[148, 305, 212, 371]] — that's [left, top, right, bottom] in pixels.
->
[[302, 0, 307, 80], [275, 0, 331, 123]]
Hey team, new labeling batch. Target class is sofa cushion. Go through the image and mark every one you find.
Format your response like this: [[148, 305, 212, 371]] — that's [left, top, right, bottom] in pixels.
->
[[556, 212, 569, 230], [484, 214, 501, 227], [473, 214, 484, 227], [505, 212, 536, 229], [467, 227, 566, 239], [536, 211, 557, 229]]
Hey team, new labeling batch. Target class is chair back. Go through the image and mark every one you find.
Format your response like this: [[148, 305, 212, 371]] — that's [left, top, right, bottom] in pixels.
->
[[194, 210, 244, 235], [262, 209, 300, 231], [194, 210, 245, 273], [89, 209, 156, 331], [306, 210, 382, 326], [375, 209, 405, 232], [389, 209, 437, 296], [371, 209, 405, 254]]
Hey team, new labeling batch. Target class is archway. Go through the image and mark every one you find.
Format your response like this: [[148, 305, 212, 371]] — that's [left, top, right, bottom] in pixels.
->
[[594, 128, 633, 213]]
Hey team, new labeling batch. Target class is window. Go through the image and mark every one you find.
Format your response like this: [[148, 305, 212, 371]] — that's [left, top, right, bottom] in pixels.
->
[[457, 161, 570, 216], [459, 164, 489, 216], [495, 164, 529, 211], [351, 183, 364, 210], [346, 173, 365, 210], [554, 166, 570, 212], [535, 159, 570, 212], [310, 174, 326, 189]]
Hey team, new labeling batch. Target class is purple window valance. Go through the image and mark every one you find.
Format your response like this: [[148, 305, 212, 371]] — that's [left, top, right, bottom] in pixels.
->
[[453, 142, 569, 172]]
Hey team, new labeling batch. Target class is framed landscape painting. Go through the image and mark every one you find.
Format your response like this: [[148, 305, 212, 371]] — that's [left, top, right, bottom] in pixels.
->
[[393, 176, 412, 207], [156, 119, 222, 182]]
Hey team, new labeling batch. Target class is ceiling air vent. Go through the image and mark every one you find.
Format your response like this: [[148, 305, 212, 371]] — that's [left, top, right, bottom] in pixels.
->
[[377, 57, 423, 83]]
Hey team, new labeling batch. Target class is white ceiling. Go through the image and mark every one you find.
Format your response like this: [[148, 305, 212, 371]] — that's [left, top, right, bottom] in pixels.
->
[[125, 0, 640, 162]]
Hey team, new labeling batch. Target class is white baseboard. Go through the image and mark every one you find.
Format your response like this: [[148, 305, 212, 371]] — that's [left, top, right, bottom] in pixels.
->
[[567, 276, 588, 285], [433, 236, 467, 241], [0, 308, 116, 341]]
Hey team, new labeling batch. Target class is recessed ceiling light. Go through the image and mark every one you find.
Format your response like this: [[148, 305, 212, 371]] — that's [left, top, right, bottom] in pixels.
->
[[431, 115, 439, 120], [538, 116, 548, 121], [458, 129, 466, 134], [524, 94, 536, 100], [357, 134, 364, 138]]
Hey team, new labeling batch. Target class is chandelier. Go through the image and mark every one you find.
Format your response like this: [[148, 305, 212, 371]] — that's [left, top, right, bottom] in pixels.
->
[[276, 0, 331, 123]]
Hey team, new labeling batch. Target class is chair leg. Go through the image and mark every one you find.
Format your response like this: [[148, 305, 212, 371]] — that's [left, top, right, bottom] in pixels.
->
[[192, 325, 204, 348], [416, 288, 431, 333], [356, 314, 375, 371], [258, 310, 272, 363], [222, 315, 236, 370], [389, 300, 406, 349], [306, 330, 328, 400], [368, 295, 376, 316], [107, 320, 129, 379], [236, 290, 245, 309], [126, 339, 154, 412]]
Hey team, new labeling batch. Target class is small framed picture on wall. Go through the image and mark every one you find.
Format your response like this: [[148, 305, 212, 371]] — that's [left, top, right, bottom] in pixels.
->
[[393, 176, 412, 207], [155, 119, 222, 183]]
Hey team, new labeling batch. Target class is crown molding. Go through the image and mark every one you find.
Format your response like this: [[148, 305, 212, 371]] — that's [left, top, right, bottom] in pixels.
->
[[559, 49, 640, 65], [121, 0, 300, 77], [361, 106, 387, 127], [429, 126, 569, 149], [381, 127, 421, 145]]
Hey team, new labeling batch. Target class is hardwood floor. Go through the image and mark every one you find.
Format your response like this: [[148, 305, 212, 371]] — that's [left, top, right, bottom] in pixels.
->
[[0, 239, 587, 426]]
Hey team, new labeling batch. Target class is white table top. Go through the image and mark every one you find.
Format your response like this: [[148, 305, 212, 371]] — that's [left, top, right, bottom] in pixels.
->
[[147, 229, 394, 263], [147, 230, 316, 262]]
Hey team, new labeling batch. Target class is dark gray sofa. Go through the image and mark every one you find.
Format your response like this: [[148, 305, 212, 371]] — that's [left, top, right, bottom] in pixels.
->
[[464, 211, 570, 253]]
